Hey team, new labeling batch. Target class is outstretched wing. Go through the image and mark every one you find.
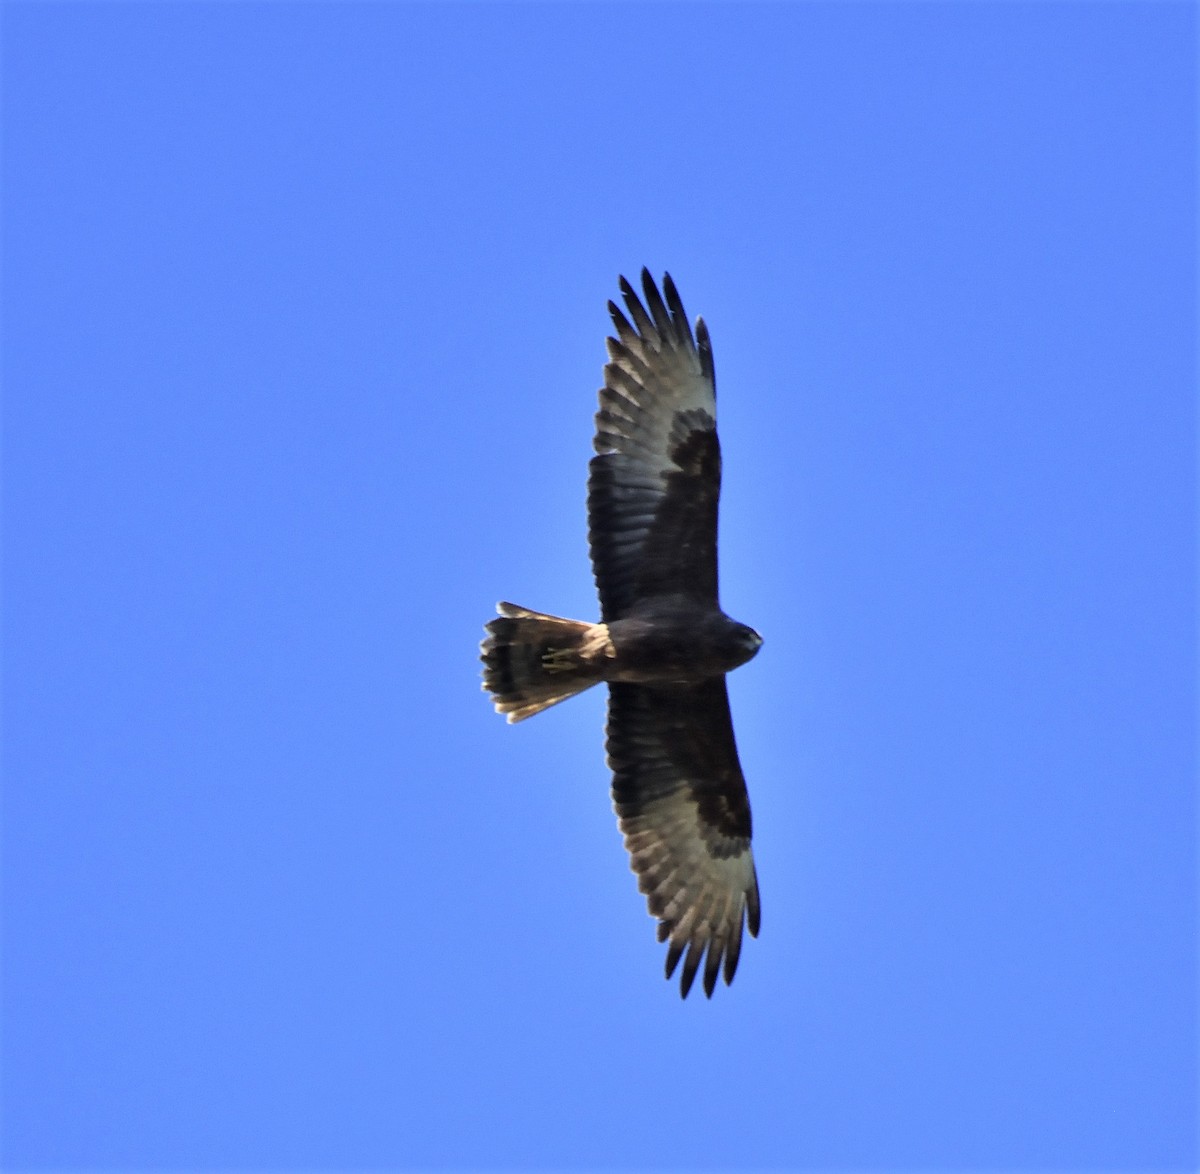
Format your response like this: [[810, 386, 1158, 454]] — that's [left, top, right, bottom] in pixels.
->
[[588, 270, 720, 622], [607, 679, 761, 998]]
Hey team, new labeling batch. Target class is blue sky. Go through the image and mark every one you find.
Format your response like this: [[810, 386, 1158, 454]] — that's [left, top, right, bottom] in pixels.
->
[[3, 2, 1195, 1169]]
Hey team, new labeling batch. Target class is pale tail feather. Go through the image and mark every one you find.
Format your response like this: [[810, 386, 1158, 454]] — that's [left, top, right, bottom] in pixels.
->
[[481, 602, 601, 722]]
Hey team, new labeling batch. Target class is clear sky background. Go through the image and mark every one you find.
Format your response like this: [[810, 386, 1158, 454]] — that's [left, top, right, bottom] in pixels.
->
[[3, 3, 1195, 1170]]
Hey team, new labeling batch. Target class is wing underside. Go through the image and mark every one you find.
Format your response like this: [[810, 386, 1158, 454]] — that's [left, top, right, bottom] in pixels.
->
[[607, 678, 760, 998], [588, 270, 721, 622]]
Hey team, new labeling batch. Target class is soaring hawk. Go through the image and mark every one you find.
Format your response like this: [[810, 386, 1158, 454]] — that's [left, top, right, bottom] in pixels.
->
[[481, 270, 761, 998]]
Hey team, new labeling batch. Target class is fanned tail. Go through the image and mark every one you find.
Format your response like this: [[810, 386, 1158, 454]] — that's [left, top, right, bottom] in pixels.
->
[[481, 602, 603, 722]]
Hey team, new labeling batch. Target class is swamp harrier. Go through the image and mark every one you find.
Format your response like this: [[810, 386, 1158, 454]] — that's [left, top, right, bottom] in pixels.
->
[[481, 270, 761, 998]]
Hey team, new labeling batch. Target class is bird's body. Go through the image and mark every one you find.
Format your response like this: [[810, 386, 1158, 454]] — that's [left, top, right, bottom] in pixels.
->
[[605, 601, 762, 684], [481, 270, 762, 998]]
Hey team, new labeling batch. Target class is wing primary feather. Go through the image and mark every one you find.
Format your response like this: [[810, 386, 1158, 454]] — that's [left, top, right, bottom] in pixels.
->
[[746, 867, 762, 937], [679, 937, 706, 998], [639, 268, 674, 339], [703, 935, 724, 998], [703, 888, 734, 992], [604, 337, 658, 386], [665, 935, 685, 978], [607, 300, 637, 344], [661, 272, 694, 349], [724, 909, 745, 985], [603, 361, 655, 407], [695, 317, 715, 389], [619, 275, 656, 338]]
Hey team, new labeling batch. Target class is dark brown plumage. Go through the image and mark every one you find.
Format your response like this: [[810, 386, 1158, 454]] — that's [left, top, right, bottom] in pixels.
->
[[481, 270, 761, 998]]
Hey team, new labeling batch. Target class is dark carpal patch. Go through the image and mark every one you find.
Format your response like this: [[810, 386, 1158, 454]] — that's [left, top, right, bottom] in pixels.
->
[[633, 421, 721, 604], [668, 409, 718, 468]]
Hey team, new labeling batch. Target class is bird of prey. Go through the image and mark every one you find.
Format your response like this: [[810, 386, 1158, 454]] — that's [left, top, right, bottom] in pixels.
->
[[481, 270, 762, 998]]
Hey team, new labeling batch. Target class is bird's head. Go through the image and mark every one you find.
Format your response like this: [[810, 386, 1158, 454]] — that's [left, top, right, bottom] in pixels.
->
[[729, 621, 763, 668]]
